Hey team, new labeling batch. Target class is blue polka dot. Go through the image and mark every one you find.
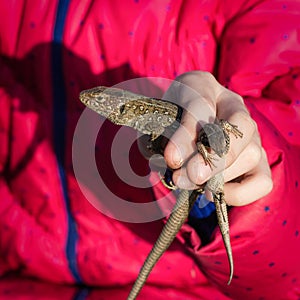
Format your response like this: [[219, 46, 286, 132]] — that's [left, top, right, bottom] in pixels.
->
[[166, 4, 171, 11], [234, 235, 241, 239], [225, 77, 231, 84], [282, 34, 289, 40], [288, 131, 293, 136], [282, 272, 288, 277], [100, 54, 105, 60], [98, 23, 104, 29], [214, 261, 222, 265], [128, 31, 134, 36], [295, 230, 299, 237], [295, 99, 300, 105], [292, 278, 297, 283], [133, 238, 140, 245], [269, 262, 275, 267], [282, 220, 287, 226], [30, 22, 36, 28], [69, 81, 75, 87], [264, 206, 270, 212], [292, 74, 298, 79], [253, 250, 259, 255], [246, 287, 253, 291], [295, 180, 298, 188], [282, 4, 287, 9], [80, 20, 84, 26], [249, 37, 256, 44], [224, 291, 231, 297], [203, 15, 209, 21], [134, 0, 139, 2]]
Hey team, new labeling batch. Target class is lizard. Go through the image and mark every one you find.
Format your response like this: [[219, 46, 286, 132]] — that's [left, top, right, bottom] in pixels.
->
[[79, 86, 243, 299]]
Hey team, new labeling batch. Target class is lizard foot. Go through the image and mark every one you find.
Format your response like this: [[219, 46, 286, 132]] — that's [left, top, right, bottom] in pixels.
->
[[220, 120, 243, 139], [159, 173, 178, 190]]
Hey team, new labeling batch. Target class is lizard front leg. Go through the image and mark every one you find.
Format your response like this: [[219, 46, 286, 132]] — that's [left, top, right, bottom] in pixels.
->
[[197, 142, 218, 169]]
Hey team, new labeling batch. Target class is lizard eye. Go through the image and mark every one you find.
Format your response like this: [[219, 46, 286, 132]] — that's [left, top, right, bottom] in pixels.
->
[[200, 133, 210, 147], [119, 104, 125, 114]]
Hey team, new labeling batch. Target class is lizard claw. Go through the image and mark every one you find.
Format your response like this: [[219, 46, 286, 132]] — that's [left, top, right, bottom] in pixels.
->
[[158, 172, 178, 190], [196, 142, 217, 170], [220, 120, 243, 139]]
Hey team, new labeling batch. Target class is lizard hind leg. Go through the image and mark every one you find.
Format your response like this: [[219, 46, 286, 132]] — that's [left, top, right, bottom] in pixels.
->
[[212, 191, 234, 285], [158, 172, 178, 190]]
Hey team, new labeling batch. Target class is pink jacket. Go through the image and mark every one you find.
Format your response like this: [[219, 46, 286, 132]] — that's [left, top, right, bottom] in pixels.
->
[[0, 1, 300, 299]]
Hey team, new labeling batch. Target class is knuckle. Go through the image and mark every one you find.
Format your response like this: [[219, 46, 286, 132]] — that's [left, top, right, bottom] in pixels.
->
[[175, 71, 217, 86], [247, 142, 262, 167], [232, 110, 258, 136]]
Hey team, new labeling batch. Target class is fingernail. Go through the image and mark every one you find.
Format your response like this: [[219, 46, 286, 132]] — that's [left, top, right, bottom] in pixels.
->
[[171, 149, 184, 168]]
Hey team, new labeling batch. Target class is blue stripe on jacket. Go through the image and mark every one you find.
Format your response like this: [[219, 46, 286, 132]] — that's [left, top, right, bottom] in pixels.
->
[[52, 0, 82, 283]]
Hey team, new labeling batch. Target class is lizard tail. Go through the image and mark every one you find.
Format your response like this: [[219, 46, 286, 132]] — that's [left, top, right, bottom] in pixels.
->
[[224, 232, 234, 285], [127, 189, 196, 300], [213, 193, 234, 285]]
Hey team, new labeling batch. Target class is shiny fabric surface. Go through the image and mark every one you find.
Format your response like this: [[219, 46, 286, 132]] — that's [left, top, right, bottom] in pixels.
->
[[0, 1, 300, 299]]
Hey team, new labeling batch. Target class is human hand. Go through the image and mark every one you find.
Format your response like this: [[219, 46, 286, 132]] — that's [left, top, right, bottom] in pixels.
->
[[162, 71, 273, 206]]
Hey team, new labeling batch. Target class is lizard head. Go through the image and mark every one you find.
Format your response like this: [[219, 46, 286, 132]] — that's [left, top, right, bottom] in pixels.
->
[[80, 86, 180, 140]]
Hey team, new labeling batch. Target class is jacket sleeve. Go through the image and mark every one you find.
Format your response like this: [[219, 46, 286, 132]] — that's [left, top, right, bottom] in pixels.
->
[[217, 0, 300, 145], [194, 1, 300, 299]]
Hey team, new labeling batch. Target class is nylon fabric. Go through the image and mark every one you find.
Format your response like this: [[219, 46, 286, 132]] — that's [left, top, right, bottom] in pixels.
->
[[0, 1, 300, 299]]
